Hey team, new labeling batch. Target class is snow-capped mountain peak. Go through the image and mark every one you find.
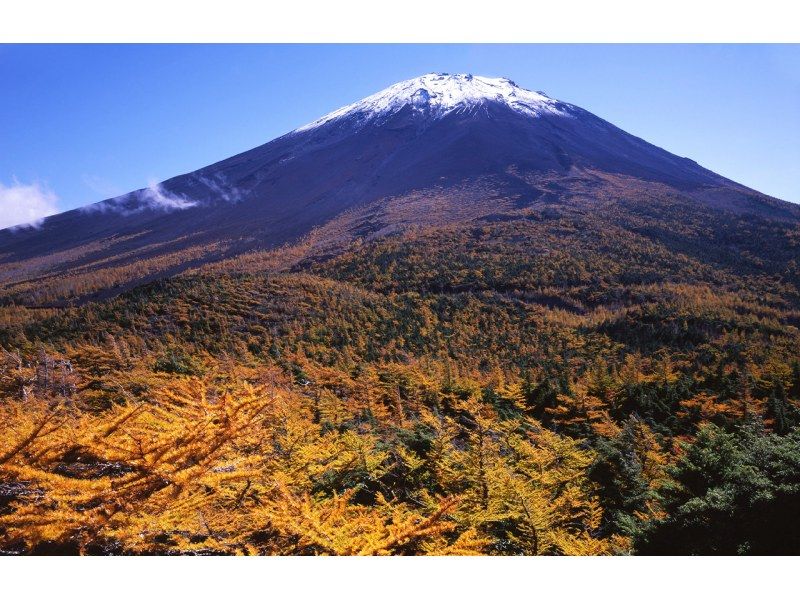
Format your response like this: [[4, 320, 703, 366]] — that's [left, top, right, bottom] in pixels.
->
[[295, 73, 571, 132]]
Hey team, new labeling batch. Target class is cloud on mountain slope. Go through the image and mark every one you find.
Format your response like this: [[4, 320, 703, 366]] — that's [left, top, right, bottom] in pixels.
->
[[0, 179, 60, 230]]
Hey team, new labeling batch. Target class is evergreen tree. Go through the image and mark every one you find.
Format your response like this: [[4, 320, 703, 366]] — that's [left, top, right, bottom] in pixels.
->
[[636, 423, 800, 555]]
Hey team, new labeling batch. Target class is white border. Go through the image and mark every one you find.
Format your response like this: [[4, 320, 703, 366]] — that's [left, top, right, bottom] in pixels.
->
[[0, 0, 798, 42], [1, 555, 795, 597], [1, 1, 796, 594]]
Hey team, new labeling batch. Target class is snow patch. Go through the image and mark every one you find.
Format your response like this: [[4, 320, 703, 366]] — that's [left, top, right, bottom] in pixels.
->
[[295, 73, 572, 133]]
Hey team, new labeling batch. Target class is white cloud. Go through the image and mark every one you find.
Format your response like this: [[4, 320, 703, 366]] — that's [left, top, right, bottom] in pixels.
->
[[0, 179, 60, 230], [196, 173, 243, 203], [142, 180, 196, 211], [79, 180, 196, 216]]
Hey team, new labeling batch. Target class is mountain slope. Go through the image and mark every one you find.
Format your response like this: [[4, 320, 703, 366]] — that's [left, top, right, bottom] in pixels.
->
[[0, 73, 797, 307], [4, 74, 800, 556]]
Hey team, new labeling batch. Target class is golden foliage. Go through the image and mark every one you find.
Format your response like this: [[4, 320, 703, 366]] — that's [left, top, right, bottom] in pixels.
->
[[1, 358, 616, 555]]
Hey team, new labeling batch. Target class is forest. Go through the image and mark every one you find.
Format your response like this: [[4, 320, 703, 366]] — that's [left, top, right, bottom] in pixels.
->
[[2, 197, 800, 555]]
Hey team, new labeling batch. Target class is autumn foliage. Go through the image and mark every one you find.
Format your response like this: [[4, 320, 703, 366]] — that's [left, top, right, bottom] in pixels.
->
[[0, 355, 632, 555], [3, 194, 800, 555]]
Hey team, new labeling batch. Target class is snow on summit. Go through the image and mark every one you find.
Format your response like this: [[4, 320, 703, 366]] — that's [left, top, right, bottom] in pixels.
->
[[295, 73, 571, 132]]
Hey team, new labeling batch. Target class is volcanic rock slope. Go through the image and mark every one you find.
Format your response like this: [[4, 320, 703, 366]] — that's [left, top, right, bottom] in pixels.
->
[[1, 73, 798, 306]]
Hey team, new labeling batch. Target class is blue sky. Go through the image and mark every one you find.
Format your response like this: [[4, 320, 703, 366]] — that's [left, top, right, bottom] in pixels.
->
[[1, 44, 798, 227]]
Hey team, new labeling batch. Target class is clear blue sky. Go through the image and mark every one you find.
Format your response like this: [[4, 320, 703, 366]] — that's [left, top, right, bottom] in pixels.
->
[[1, 44, 799, 223]]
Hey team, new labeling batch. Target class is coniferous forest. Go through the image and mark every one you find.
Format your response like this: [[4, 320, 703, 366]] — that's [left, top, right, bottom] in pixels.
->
[[2, 191, 800, 556]]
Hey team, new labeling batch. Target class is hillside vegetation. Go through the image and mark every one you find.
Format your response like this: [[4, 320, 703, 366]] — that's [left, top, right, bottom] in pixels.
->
[[2, 190, 800, 555]]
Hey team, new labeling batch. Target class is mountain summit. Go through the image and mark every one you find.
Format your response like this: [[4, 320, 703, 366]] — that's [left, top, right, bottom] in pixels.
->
[[295, 73, 570, 132], [0, 73, 797, 306]]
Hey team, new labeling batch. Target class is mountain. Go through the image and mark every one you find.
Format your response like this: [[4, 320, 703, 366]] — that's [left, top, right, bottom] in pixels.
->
[[4, 73, 800, 556], [1, 73, 797, 306]]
